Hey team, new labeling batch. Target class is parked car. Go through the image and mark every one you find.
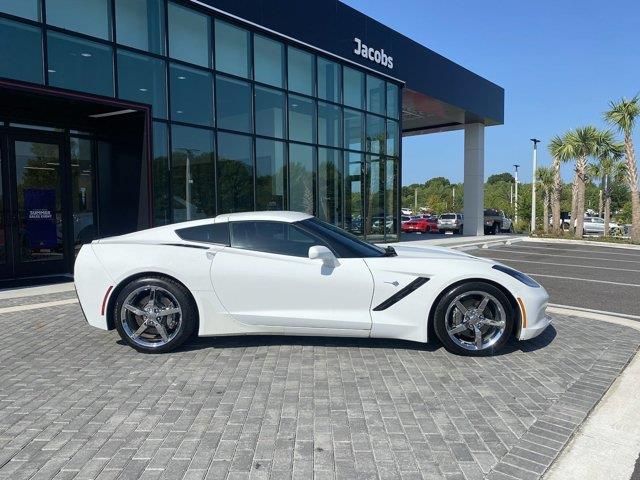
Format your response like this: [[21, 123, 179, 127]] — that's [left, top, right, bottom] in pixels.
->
[[401, 208, 413, 216], [75, 211, 551, 356], [401, 215, 412, 224], [580, 217, 621, 236], [401, 216, 438, 234], [484, 209, 513, 235], [438, 213, 464, 234]]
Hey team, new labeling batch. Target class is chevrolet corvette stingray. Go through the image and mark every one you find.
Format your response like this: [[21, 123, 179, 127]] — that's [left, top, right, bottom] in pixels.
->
[[75, 211, 551, 356]]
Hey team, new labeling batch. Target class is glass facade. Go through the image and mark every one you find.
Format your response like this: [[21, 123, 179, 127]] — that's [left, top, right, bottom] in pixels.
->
[[0, 0, 402, 241]]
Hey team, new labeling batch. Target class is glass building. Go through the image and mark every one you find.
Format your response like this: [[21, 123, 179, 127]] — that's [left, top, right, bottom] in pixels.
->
[[0, 0, 503, 281]]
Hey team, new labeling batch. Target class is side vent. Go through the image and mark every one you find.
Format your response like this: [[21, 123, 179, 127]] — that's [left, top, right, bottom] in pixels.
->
[[373, 277, 430, 311]]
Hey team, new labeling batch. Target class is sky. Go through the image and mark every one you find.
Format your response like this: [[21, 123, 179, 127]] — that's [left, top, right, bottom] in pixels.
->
[[342, 0, 640, 185]]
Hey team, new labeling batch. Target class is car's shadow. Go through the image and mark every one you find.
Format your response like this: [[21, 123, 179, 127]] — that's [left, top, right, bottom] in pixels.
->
[[117, 325, 556, 356]]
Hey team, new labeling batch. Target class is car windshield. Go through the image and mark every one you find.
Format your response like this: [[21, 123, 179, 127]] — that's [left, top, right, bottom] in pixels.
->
[[440, 214, 456, 219], [298, 218, 388, 258]]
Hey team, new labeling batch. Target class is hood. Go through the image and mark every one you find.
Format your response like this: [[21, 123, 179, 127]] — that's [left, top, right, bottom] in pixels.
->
[[390, 244, 493, 263]]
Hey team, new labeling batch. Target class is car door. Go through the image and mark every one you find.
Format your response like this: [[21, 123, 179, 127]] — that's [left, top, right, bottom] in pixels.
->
[[210, 220, 374, 333]]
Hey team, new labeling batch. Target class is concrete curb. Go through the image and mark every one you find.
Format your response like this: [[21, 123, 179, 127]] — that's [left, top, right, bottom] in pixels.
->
[[0, 281, 75, 300], [525, 236, 640, 251]]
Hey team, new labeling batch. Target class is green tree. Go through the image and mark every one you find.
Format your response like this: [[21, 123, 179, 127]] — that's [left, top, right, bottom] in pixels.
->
[[548, 134, 573, 234], [605, 96, 640, 242], [587, 143, 625, 236], [536, 167, 554, 233], [487, 172, 515, 185]]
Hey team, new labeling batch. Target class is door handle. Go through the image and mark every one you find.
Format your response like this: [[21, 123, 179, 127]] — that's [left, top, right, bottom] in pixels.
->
[[206, 251, 216, 260]]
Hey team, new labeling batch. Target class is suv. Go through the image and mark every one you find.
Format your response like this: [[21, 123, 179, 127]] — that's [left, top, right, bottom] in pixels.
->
[[484, 209, 513, 235], [438, 213, 464, 234]]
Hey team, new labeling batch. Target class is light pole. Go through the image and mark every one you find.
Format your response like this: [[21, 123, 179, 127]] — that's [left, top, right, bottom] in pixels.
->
[[513, 164, 520, 225], [530, 139, 540, 232]]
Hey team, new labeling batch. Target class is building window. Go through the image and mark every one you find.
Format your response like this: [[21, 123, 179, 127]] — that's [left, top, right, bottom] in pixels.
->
[[366, 156, 385, 240], [256, 138, 286, 211], [115, 0, 165, 55], [345, 152, 363, 235], [318, 102, 341, 148], [171, 125, 215, 221], [118, 51, 167, 119], [317, 57, 340, 103], [366, 114, 385, 154], [318, 148, 343, 226], [288, 95, 315, 144], [217, 132, 254, 214], [255, 86, 285, 139], [287, 47, 314, 96], [152, 122, 170, 225], [46, 0, 112, 40], [215, 19, 251, 79], [170, 64, 213, 127], [289, 143, 315, 214], [168, 1, 211, 68], [386, 119, 399, 157], [254, 34, 284, 88], [344, 109, 364, 152], [216, 76, 252, 134], [0, 18, 43, 84], [47, 32, 114, 97], [367, 74, 385, 115], [385, 158, 398, 238], [343, 67, 364, 110], [387, 82, 399, 120], [0, 0, 40, 21], [70, 137, 95, 246]]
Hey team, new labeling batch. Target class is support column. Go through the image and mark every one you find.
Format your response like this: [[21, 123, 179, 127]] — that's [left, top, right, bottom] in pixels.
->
[[463, 123, 485, 236]]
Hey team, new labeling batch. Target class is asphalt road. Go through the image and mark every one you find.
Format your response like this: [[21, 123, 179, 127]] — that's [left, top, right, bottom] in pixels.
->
[[470, 241, 640, 318]]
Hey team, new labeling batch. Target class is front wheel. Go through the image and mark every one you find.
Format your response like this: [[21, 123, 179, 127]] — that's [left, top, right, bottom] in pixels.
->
[[113, 276, 197, 353], [433, 282, 514, 356]]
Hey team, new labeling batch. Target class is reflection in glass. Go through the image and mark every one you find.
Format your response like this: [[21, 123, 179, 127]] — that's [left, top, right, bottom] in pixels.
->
[[47, 0, 111, 40], [385, 158, 398, 240], [153, 122, 170, 225], [217, 132, 254, 213], [47, 32, 114, 97], [14, 141, 63, 262], [215, 20, 251, 78], [318, 148, 342, 226], [255, 86, 285, 139], [216, 76, 252, 133], [367, 74, 385, 115], [0, 19, 43, 84], [318, 102, 341, 148], [345, 153, 363, 235], [168, 2, 211, 67], [254, 35, 284, 87], [288, 47, 314, 96], [318, 57, 341, 103], [344, 109, 364, 152], [171, 125, 215, 221], [387, 82, 400, 120], [118, 51, 167, 119], [343, 67, 364, 110], [366, 156, 385, 241], [0, 144, 4, 263], [170, 64, 213, 126], [256, 139, 286, 211], [0, 0, 40, 21], [70, 138, 95, 251], [289, 143, 315, 214], [366, 114, 385, 154], [115, 0, 165, 54], [387, 119, 399, 157], [289, 95, 315, 144]]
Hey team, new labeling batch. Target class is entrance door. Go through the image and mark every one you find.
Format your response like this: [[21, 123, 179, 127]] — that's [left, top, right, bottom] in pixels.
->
[[0, 133, 69, 278]]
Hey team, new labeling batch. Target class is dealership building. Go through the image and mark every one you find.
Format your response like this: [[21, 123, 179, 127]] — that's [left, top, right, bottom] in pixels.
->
[[0, 0, 503, 281]]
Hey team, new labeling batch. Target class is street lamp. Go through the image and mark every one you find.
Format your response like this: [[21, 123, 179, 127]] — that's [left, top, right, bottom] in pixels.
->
[[513, 164, 520, 225], [530, 138, 541, 232]]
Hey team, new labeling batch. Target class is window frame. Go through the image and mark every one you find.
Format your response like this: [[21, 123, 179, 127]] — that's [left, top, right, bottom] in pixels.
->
[[175, 221, 230, 245]]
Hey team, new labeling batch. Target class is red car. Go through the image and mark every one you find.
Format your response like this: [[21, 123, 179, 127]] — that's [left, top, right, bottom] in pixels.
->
[[401, 217, 438, 233]]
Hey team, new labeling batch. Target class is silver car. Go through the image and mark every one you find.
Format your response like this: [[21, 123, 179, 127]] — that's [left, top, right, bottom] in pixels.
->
[[438, 213, 464, 234], [580, 217, 620, 236]]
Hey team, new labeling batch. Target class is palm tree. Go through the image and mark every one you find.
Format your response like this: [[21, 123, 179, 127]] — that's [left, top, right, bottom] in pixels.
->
[[587, 143, 625, 236], [605, 96, 640, 242], [565, 126, 601, 237], [548, 134, 574, 234], [536, 166, 555, 233]]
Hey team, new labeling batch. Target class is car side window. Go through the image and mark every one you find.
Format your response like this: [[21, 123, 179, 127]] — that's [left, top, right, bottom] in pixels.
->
[[230, 221, 327, 257], [176, 223, 230, 245]]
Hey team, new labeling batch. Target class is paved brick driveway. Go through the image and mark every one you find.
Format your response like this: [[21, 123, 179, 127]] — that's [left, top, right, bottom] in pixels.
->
[[1, 300, 639, 480]]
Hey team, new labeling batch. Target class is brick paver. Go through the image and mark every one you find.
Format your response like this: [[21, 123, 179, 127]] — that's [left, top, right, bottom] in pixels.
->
[[0, 304, 638, 479]]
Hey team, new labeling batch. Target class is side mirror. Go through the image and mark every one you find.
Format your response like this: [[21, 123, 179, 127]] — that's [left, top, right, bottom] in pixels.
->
[[308, 245, 337, 266]]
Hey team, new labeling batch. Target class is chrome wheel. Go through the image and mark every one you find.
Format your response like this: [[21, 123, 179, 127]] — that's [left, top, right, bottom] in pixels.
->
[[120, 285, 183, 349], [445, 291, 506, 351]]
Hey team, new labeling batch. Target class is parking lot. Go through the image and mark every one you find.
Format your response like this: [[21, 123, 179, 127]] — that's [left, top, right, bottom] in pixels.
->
[[470, 240, 640, 318], [1, 242, 640, 480]]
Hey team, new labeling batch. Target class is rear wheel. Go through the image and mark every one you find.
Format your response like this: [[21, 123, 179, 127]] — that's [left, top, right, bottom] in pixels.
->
[[433, 282, 514, 356], [493, 223, 500, 235], [113, 276, 197, 353]]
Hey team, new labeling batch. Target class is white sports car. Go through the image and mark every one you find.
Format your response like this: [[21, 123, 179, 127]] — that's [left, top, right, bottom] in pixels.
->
[[75, 211, 551, 356]]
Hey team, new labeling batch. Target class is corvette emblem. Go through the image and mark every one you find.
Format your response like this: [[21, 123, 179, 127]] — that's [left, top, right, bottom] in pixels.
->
[[384, 281, 400, 287]]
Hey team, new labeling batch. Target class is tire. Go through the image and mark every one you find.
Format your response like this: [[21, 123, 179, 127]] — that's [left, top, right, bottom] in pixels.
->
[[433, 281, 514, 356], [439, 229, 444, 234], [113, 276, 197, 354], [493, 223, 500, 235], [508, 224, 514, 233]]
